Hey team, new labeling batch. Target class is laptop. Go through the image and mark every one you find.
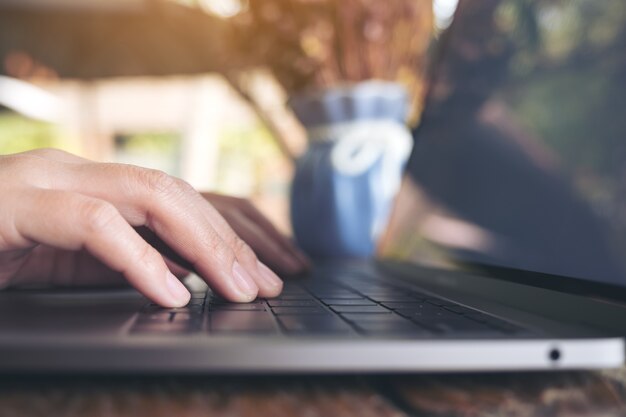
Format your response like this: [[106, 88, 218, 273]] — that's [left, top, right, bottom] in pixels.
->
[[1, 0, 625, 372]]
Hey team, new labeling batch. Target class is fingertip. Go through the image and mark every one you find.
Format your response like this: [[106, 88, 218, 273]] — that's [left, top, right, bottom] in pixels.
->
[[256, 261, 283, 298], [232, 261, 259, 301], [165, 271, 191, 307]]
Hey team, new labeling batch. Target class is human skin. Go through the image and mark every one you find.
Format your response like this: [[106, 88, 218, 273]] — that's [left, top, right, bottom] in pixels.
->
[[0, 148, 309, 307]]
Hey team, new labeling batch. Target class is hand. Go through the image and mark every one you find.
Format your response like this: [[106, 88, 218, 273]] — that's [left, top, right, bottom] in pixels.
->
[[0, 149, 306, 307]]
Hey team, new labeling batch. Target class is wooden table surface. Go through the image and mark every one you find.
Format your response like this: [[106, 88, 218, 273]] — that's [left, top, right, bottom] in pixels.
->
[[1, 369, 625, 417]]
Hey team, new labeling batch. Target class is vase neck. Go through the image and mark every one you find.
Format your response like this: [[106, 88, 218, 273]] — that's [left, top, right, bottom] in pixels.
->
[[289, 82, 408, 128]]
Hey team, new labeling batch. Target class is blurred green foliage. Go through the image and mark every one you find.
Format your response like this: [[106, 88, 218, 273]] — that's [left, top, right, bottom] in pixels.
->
[[0, 111, 65, 154], [115, 131, 179, 154], [218, 124, 277, 159], [214, 123, 283, 195]]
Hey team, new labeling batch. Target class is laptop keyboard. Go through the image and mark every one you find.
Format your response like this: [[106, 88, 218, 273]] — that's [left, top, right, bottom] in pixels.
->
[[130, 277, 527, 337]]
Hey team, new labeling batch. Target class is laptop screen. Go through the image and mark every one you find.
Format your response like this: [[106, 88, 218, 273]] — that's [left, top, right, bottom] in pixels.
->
[[379, 0, 626, 295]]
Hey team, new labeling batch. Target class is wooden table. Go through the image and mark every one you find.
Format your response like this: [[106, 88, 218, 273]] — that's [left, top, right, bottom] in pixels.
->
[[1, 369, 625, 417]]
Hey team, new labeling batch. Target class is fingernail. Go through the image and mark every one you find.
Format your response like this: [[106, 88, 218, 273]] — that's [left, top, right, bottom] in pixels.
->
[[166, 271, 190, 305], [232, 261, 258, 299], [257, 261, 283, 288]]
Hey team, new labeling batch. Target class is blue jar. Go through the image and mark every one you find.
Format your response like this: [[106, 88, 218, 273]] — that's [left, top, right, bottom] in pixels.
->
[[289, 81, 413, 259]]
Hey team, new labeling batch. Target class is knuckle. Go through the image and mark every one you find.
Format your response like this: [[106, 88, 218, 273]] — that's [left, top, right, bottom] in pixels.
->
[[139, 168, 178, 194], [202, 232, 236, 266], [135, 168, 194, 201], [205, 231, 229, 256], [78, 199, 119, 234]]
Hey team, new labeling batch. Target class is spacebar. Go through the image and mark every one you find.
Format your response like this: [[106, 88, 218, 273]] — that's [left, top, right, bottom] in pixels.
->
[[278, 316, 353, 334], [210, 311, 277, 333]]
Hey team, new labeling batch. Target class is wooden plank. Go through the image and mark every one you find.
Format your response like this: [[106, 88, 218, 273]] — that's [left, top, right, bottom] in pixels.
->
[[0, 376, 408, 417], [1, 371, 625, 416], [387, 371, 626, 417]]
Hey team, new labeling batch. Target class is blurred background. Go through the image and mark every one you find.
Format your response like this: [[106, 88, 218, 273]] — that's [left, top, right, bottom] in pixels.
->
[[0, 0, 449, 234], [2, 0, 624, 239]]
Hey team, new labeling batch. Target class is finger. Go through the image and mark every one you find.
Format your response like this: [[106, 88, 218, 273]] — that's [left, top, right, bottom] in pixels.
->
[[57, 164, 261, 302], [237, 201, 311, 271], [137, 226, 191, 278], [222, 207, 296, 275], [184, 193, 284, 297], [220, 210, 285, 297], [13, 189, 190, 307], [205, 193, 310, 271], [135, 226, 194, 271]]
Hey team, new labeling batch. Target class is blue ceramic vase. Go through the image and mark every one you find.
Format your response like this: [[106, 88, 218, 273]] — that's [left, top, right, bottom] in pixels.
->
[[289, 81, 413, 259]]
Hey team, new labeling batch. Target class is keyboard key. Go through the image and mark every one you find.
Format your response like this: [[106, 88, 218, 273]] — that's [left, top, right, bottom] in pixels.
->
[[306, 286, 357, 294], [267, 300, 319, 307], [367, 295, 426, 302], [354, 289, 406, 295], [134, 312, 173, 323], [271, 306, 329, 315], [341, 313, 411, 324], [210, 303, 267, 311], [380, 302, 433, 310], [141, 305, 203, 314], [309, 292, 359, 299], [189, 292, 207, 299], [209, 311, 277, 333], [170, 309, 204, 316], [209, 298, 265, 305], [278, 316, 353, 334], [395, 305, 454, 317], [321, 299, 376, 306], [331, 305, 391, 314], [171, 313, 204, 323], [281, 283, 308, 294], [273, 294, 316, 300]]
